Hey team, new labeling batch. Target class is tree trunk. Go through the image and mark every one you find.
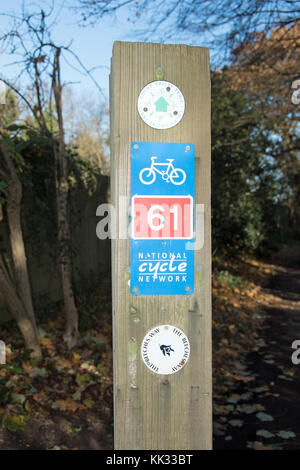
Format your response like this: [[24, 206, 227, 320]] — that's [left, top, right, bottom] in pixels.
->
[[6, 174, 36, 326], [0, 141, 41, 359], [52, 48, 79, 349], [0, 255, 41, 359], [55, 155, 79, 349]]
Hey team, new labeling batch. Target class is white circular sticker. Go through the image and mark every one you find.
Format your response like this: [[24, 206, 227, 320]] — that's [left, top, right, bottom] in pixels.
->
[[138, 81, 185, 129], [141, 325, 190, 375]]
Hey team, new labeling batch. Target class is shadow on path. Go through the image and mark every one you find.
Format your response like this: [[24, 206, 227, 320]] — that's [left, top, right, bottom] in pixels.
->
[[214, 261, 300, 450]]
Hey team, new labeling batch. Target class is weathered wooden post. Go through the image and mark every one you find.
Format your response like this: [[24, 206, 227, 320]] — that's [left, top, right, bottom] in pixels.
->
[[110, 41, 211, 450]]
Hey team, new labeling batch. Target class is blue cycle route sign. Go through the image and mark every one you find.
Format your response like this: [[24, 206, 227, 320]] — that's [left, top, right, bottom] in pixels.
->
[[130, 142, 195, 295]]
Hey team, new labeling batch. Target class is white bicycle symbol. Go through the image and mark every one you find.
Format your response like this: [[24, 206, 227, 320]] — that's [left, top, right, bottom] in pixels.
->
[[139, 156, 186, 185]]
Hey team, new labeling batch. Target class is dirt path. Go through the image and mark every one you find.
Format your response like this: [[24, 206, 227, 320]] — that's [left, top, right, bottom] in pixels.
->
[[214, 256, 300, 450]]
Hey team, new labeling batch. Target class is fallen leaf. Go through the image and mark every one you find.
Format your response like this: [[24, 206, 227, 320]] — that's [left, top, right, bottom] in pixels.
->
[[22, 362, 33, 373], [33, 391, 46, 402], [278, 375, 293, 382], [277, 431, 296, 439], [39, 337, 55, 356], [252, 385, 269, 393], [240, 392, 253, 400], [83, 398, 94, 408], [72, 352, 81, 363], [29, 367, 47, 378], [253, 442, 274, 450], [282, 370, 294, 377], [11, 393, 26, 405], [52, 399, 84, 412], [256, 412, 274, 422], [227, 394, 241, 404], [2, 414, 29, 432], [228, 419, 243, 427], [214, 404, 231, 415], [76, 373, 92, 387], [55, 358, 73, 369], [256, 430, 275, 439], [72, 391, 82, 401]]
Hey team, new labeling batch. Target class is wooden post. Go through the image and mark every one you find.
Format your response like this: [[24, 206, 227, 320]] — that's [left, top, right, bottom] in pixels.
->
[[110, 41, 211, 450]]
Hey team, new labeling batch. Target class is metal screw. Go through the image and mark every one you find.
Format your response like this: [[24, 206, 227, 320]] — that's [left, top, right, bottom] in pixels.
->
[[185, 286, 191, 292], [132, 286, 139, 293], [133, 144, 139, 149], [185, 145, 190, 152]]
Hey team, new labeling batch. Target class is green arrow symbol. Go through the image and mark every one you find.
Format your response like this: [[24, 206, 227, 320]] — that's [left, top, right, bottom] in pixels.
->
[[154, 96, 169, 112]]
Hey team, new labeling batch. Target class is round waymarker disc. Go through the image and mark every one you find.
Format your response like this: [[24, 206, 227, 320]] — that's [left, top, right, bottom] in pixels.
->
[[138, 81, 185, 130], [141, 325, 190, 375]]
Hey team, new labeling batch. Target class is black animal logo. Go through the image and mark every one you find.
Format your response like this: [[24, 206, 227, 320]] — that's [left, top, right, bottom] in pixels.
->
[[160, 344, 174, 357]]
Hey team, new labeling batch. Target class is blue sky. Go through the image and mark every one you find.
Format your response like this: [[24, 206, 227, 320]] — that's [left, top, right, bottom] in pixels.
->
[[0, 0, 213, 102], [0, 0, 135, 99]]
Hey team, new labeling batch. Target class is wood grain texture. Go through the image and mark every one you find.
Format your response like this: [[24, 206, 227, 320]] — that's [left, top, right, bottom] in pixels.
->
[[110, 41, 211, 450]]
